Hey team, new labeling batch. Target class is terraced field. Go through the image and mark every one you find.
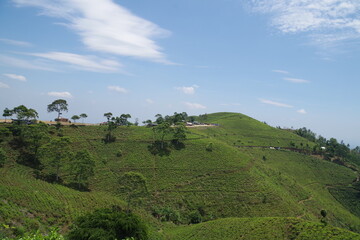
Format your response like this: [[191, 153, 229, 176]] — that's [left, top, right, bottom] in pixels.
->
[[1, 112, 359, 238]]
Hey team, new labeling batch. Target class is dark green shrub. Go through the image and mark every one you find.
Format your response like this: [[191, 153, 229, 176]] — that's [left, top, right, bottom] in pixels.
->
[[116, 150, 123, 157], [189, 211, 202, 224], [67, 208, 148, 240], [0, 148, 6, 167], [206, 143, 213, 152], [152, 207, 181, 224]]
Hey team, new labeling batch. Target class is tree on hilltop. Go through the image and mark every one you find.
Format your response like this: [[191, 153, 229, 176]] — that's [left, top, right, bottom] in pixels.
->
[[12, 105, 38, 121], [71, 115, 80, 123], [2, 108, 12, 122], [79, 113, 87, 123], [104, 112, 113, 122], [47, 99, 68, 120]]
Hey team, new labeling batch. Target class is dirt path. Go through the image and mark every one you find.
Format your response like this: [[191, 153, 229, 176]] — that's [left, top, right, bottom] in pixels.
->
[[298, 195, 313, 204]]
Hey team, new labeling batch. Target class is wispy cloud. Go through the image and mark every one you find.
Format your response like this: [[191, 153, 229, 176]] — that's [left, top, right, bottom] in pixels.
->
[[0, 55, 55, 71], [146, 98, 154, 104], [28, 52, 122, 72], [47, 91, 73, 98], [176, 85, 199, 95], [283, 77, 310, 83], [184, 102, 207, 109], [250, 0, 360, 46], [297, 109, 307, 114], [259, 98, 293, 108], [108, 86, 128, 93], [13, 0, 171, 63], [0, 82, 10, 88], [272, 69, 289, 74], [3, 73, 27, 82], [0, 38, 31, 47]]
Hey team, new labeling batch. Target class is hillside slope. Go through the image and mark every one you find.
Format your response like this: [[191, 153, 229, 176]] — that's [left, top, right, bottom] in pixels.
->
[[0, 112, 359, 238], [165, 217, 360, 240]]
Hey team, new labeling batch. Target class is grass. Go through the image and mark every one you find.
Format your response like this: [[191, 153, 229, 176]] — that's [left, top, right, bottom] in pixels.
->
[[1, 112, 360, 238], [165, 217, 360, 240]]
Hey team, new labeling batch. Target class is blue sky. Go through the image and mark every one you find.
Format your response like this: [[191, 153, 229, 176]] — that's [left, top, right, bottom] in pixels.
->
[[0, 0, 359, 146]]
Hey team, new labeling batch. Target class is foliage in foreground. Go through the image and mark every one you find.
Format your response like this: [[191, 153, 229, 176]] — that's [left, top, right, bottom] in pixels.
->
[[2, 228, 64, 240], [67, 207, 148, 240]]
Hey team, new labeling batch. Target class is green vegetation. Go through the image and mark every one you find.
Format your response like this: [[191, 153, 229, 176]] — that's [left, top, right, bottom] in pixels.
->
[[1, 110, 360, 239], [47, 99, 68, 120], [67, 208, 148, 240], [166, 217, 360, 240]]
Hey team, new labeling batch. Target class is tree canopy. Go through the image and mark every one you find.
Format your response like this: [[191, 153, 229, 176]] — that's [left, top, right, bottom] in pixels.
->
[[67, 208, 148, 240], [47, 99, 68, 120]]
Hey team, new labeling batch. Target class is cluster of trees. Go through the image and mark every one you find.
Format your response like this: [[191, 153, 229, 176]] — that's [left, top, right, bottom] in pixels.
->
[[151, 113, 188, 149], [71, 113, 87, 123], [2, 105, 38, 122], [0, 115, 95, 190], [143, 112, 195, 126], [294, 127, 360, 166], [103, 112, 133, 143], [2, 99, 88, 124], [39, 136, 95, 189]]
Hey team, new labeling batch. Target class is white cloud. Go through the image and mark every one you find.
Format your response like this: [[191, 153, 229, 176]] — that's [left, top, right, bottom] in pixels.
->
[[47, 91, 73, 98], [176, 85, 199, 95], [108, 86, 128, 93], [13, 0, 171, 63], [283, 77, 310, 83], [272, 69, 289, 74], [28, 52, 122, 72], [0, 38, 31, 47], [259, 98, 293, 108], [250, 0, 360, 46], [297, 109, 307, 114], [0, 82, 10, 88], [146, 98, 154, 104], [3, 73, 27, 81], [184, 102, 207, 109], [0, 55, 55, 71]]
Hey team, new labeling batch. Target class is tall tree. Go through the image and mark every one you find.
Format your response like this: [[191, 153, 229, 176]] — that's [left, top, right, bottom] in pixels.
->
[[116, 113, 132, 126], [70, 150, 95, 189], [2, 108, 12, 122], [155, 114, 164, 124], [79, 113, 87, 123], [39, 137, 72, 182], [47, 99, 68, 120], [22, 122, 49, 159], [104, 112, 113, 122], [173, 122, 187, 144], [153, 122, 172, 149]]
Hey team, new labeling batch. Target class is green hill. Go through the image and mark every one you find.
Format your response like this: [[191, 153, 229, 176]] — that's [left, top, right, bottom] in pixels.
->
[[165, 217, 360, 240], [0, 112, 359, 239]]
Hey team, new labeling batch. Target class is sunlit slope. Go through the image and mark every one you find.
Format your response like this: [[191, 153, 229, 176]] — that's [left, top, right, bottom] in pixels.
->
[[165, 217, 360, 240], [193, 112, 313, 147], [1, 112, 360, 237], [191, 112, 360, 231], [60, 126, 308, 219], [0, 166, 126, 236]]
